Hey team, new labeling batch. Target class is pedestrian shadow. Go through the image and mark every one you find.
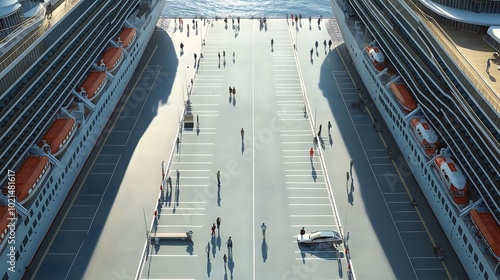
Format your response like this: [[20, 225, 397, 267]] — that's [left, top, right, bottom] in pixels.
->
[[180, 49, 184, 56], [229, 94, 232, 104], [165, 189, 172, 207], [310, 57, 314, 65], [206, 258, 211, 277], [175, 186, 180, 206], [311, 165, 317, 182], [211, 235, 217, 258], [347, 180, 354, 205], [329, 133, 333, 146], [261, 239, 268, 262], [217, 186, 221, 206], [233, 96, 236, 107], [318, 25, 322, 31], [241, 141, 245, 154], [218, 61, 221, 69], [196, 126, 200, 136], [228, 256, 235, 276], [223, 59, 226, 68], [217, 232, 222, 251], [186, 242, 194, 255]]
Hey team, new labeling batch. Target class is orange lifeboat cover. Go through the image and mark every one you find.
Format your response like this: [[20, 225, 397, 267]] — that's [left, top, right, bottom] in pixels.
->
[[470, 208, 500, 258], [390, 83, 417, 113], [16, 156, 49, 202], [81, 71, 106, 99], [100, 47, 123, 71], [39, 118, 76, 154], [116, 28, 136, 49]]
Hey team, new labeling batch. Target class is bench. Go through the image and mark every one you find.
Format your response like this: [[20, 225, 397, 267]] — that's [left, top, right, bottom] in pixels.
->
[[150, 230, 193, 241]]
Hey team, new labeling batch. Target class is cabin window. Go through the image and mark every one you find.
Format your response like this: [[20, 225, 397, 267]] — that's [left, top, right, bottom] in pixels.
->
[[463, 234, 468, 244], [474, 253, 478, 263], [35, 200, 39, 208], [458, 226, 463, 235], [24, 217, 29, 226], [441, 197, 445, 205], [445, 204, 449, 212], [29, 209, 34, 216], [484, 271, 488, 280], [42, 205, 45, 212], [452, 216, 456, 225], [28, 227, 33, 237], [438, 192, 441, 199], [33, 219, 37, 228], [468, 244, 473, 253], [479, 262, 484, 272], [37, 212, 41, 220], [23, 236, 29, 247]]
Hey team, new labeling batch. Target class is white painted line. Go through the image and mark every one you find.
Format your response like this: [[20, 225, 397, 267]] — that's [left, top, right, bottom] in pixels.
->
[[286, 174, 324, 177], [281, 130, 310, 132], [166, 201, 206, 204], [284, 161, 321, 164], [291, 214, 333, 217], [58, 230, 88, 232], [173, 162, 212, 164], [159, 213, 205, 216], [175, 154, 214, 157], [286, 182, 323, 184], [169, 170, 212, 172], [291, 225, 338, 228], [281, 141, 311, 144], [170, 176, 210, 179], [286, 187, 326, 190], [47, 253, 76, 255], [161, 207, 205, 210], [180, 143, 215, 145], [289, 204, 331, 206], [156, 225, 203, 228], [176, 184, 209, 187], [278, 118, 308, 121], [147, 255, 198, 257], [288, 197, 329, 199], [88, 173, 113, 175]]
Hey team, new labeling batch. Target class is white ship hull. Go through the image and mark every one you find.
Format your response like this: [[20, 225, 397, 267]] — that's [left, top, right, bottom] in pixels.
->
[[330, 0, 495, 278], [0, 1, 166, 278]]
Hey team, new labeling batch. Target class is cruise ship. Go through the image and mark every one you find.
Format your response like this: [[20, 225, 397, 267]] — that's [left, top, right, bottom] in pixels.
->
[[331, 0, 500, 278], [0, 0, 165, 278]]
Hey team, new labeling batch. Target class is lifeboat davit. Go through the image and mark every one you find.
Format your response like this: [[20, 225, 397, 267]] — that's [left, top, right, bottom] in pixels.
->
[[410, 118, 439, 156], [470, 208, 500, 259], [98, 47, 123, 72], [79, 71, 107, 101], [389, 82, 417, 113], [434, 156, 468, 205], [365, 45, 386, 71], [115, 27, 136, 49], [39, 117, 77, 156], [6, 156, 51, 204]]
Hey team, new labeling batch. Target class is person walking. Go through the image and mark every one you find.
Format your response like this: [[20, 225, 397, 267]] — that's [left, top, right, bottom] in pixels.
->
[[310, 48, 313, 58], [229, 86, 232, 96], [196, 114, 199, 126], [223, 50, 226, 58], [217, 170, 221, 185], [226, 236, 233, 254], [232, 87, 236, 95], [218, 52, 221, 61], [309, 147, 314, 159], [271, 38, 274, 49], [211, 223, 216, 235], [180, 42, 184, 51], [328, 121, 332, 133], [261, 222, 267, 238], [194, 53, 197, 62], [223, 254, 228, 267], [328, 39, 332, 49], [487, 57, 491, 73], [216, 217, 221, 229], [323, 39, 327, 49], [300, 227, 305, 238], [241, 128, 244, 139], [315, 40, 319, 50]]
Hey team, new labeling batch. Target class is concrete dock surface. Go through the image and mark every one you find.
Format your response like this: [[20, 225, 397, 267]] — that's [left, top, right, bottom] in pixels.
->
[[28, 17, 467, 280]]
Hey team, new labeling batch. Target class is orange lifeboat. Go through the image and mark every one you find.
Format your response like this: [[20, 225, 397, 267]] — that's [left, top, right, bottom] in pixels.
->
[[434, 156, 468, 205], [79, 71, 107, 101], [115, 28, 136, 49], [98, 47, 123, 71], [389, 82, 417, 113], [0, 206, 9, 250], [470, 208, 500, 259], [39, 118, 77, 156], [365, 45, 386, 71], [410, 118, 438, 156], [5, 156, 51, 204]]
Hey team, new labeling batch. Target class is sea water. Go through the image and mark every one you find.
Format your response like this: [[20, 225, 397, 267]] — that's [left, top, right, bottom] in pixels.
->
[[162, 0, 333, 18]]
